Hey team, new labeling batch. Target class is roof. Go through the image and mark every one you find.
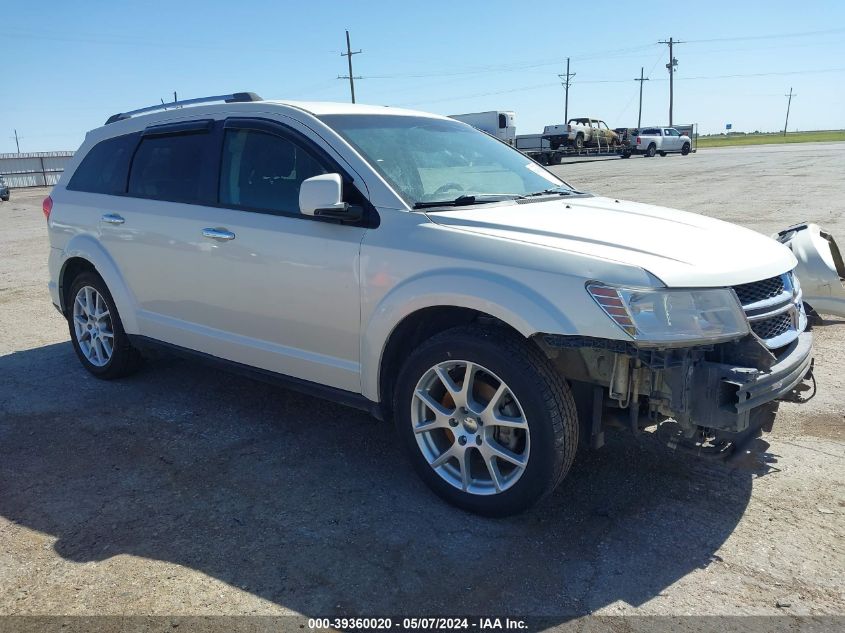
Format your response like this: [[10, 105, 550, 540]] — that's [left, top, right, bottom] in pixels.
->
[[102, 96, 449, 129], [259, 100, 447, 119]]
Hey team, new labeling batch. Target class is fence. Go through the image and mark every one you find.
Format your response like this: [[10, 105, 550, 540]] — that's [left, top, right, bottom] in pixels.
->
[[0, 152, 75, 188]]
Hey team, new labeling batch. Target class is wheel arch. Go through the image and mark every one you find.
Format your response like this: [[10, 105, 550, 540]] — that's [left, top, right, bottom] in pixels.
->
[[361, 270, 576, 408], [58, 236, 139, 333], [376, 306, 525, 421]]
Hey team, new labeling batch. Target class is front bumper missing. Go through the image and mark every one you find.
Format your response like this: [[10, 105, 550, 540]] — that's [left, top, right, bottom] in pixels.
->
[[686, 331, 814, 433]]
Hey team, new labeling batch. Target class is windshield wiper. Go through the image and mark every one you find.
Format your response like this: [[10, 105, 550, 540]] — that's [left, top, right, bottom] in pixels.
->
[[412, 193, 521, 210], [523, 187, 581, 198]]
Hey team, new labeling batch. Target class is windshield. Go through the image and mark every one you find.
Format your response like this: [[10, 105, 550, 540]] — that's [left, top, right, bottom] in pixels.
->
[[320, 114, 572, 207]]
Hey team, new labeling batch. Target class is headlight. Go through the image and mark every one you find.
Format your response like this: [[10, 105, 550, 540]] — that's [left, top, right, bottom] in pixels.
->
[[587, 283, 750, 345]]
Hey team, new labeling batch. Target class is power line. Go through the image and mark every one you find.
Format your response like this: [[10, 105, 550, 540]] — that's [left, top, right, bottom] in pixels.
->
[[685, 26, 845, 44], [338, 30, 362, 103], [365, 44, 660, 80], [613, 53, 663, 123], [784, 87, 797, 136], [673, 67, 845, 80], [658, 37, 684, 125], [580, 66, 845, 83], [398, 66, 845, 108], [397, 81, 556, 107], [558, 58, 575, 122]]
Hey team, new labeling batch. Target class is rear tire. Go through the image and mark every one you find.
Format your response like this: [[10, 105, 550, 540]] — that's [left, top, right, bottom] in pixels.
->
[[393, 325, 578, 516], [67, 272, 141, 379]]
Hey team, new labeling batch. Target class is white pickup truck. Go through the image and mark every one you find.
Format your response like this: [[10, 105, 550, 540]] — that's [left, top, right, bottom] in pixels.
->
[[629, 127, 692, 157]]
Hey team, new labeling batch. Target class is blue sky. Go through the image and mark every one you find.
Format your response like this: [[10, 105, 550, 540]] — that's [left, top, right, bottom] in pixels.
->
[[2, 0, 844, 152]]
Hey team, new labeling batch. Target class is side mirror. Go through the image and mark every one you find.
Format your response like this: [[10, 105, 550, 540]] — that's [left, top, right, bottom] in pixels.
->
[[299, 173, 362, 222]]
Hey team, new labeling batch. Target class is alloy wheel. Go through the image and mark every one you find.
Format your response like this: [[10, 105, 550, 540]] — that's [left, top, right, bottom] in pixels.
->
[[72, 286, 114, 367], [411, 360, 530, 495]]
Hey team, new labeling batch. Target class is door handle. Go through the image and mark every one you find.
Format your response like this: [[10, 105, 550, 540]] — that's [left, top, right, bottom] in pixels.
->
[[101, 213, 125, 225], [202, 227, 236, 241]]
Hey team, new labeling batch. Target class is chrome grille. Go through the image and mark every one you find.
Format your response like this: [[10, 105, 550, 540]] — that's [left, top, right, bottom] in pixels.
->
[[732, 272, 804, 349], [733, 275, 785, 305], [750, 312, 793, 340]]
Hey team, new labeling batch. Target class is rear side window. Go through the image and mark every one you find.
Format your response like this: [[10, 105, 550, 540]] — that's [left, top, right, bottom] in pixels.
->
[[67, 134, 136, 194], [128, 132, 211, 203], [219, 129, 326, 215]]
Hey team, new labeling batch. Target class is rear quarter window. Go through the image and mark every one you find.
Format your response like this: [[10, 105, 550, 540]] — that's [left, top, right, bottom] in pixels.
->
[[67, 134, 137, 194]]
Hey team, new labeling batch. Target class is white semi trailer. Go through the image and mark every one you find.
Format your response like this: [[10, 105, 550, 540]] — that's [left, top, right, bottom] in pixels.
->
[[449, 111, 516, 144]]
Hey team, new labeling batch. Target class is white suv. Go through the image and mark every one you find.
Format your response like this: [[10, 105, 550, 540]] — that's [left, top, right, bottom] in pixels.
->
[[46, 93, 814, 516]]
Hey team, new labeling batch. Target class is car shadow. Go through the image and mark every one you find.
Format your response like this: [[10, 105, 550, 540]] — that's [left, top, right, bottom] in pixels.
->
[[0, 342, 760, 617]]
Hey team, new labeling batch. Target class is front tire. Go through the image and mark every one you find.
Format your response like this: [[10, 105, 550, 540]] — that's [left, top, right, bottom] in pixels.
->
[[67, 272, 141, 379], [393, 326, 578, 516]]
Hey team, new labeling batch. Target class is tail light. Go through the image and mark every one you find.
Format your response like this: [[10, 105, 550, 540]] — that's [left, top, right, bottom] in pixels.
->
[[42, 195, 53, 221]]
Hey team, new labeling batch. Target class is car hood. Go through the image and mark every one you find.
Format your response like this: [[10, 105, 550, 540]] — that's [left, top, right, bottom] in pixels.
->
[[424, 196, 796, 287]]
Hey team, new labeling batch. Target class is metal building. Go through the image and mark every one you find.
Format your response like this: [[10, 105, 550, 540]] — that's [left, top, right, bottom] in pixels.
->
[[0, 151, 74, 187]]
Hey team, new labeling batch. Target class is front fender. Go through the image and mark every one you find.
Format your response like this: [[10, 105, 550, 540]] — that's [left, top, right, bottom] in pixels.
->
[[360, 269, 576, 402], [60, 234, 139, 333]]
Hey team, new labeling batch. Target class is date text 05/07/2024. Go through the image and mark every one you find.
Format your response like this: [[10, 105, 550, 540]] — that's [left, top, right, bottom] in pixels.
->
[[307, 617, 528, 630]]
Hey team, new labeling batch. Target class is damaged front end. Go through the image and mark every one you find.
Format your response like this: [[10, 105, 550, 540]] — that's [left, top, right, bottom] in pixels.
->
[[775, 223, 845, 319], [539, 271, 815, 456]]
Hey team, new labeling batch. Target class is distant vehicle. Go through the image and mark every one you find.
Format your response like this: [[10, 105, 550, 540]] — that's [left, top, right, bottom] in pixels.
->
[[630, 127, 692, 157], [449, 111, 516, 144], [0, 175, 10, 202], [613, 127, 634, 144], [543, 118, 620, 150]]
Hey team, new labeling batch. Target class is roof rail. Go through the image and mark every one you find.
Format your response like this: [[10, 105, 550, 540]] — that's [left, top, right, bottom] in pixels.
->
[[104, 92, 262, 125]]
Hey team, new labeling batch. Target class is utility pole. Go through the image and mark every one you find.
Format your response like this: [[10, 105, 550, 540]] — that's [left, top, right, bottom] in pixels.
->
[[13, 129, 21, 154], [634, 67, 649, 128], [338, 30, 362, 103], [783, 87, 796, 137], [658, 37, 683, 125], [558, 58, 575, 122]]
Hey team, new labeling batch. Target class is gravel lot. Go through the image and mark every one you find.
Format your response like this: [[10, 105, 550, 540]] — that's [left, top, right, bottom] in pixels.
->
[[1, 143, 843, 621]]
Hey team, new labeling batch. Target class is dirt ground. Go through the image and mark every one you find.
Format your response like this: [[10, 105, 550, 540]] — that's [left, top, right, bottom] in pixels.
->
[[0, 143, 843, 622]]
